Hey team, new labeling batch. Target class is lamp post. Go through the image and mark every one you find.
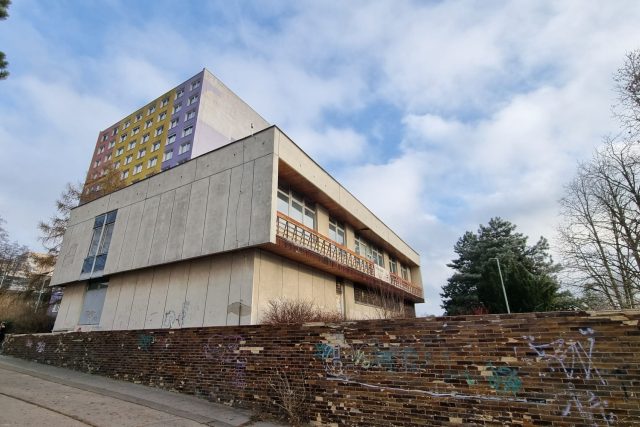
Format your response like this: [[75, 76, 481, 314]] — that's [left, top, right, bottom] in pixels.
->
[[490, 257, 510, 314]]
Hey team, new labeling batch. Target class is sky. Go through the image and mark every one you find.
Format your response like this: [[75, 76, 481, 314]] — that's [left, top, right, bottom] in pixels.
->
[[1, 0, 639, 315]]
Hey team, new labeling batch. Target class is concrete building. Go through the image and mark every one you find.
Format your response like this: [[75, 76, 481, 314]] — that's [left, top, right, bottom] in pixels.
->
[[52, 126, 423, 331], [83, 69, 269, 199]]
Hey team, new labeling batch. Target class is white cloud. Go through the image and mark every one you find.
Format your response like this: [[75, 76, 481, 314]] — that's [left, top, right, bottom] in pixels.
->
[[2, 0, 640, 317]]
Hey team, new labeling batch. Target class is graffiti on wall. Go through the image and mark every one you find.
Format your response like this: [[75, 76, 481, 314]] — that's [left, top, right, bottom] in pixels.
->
[[313, 328, 620, 426], [137, 334, 155, 351], [35, 341, 46, 353], [524, 327, 617, 425], [162, 301, 190, 329], [203, 335, 247, 388]]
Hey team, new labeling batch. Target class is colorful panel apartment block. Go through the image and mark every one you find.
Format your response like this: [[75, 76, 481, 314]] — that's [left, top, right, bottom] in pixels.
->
[[83, 69, 269, 198]]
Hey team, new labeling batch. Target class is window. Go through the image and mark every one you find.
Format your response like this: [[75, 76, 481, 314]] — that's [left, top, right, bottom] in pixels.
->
[[78, 281, 108, 325], [145, 119, 153, 129], [176, 87, 184, 98], [187, 94, 199, 106], [137, 148, 146, 159], [116, 147, 124, 156], [93, 160, 100, 168], [135, 112, 142, 122], [97, 146, 105, 154], [152, 141, 161, 152], [108, 141, 115, 148], [185, 109, 196, 121], [173, 103, 182, 114], [128, 140, 137, 150], [142, 133, 150, 143], [133, 163, 143, 174], [131, 126, 140, 135], [147, 105, 156, 115], [121, 169, 129, 180], [158, 111, 167, 121], [114, 160, 120, 169], [178, 142, 191, 155], [106, 153, 112, 161], [170, 118, 178, 129], [155, 125, 164, 136], [124, 155, 132, 165], [328, 218, 345, 245], [148, 157, 157, 168], [161, 97, 169, 107], [401, 265, 410, 281], [191, 80, 201, 90], [81, 210, 117, 275], [162, 151, 173, 162], [120, 134, 127, 142], [389, 258, 398, 275], [101, 134, 108, 142], [355, 235, 384, 267], [167, 134, 176, 145], [123, 120, 130, 129], [277, 184, 315, 229], [182, 126, 193, 137]]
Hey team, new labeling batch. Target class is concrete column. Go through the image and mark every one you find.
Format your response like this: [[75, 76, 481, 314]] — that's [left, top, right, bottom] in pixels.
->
[[316, 204, 329, 235], [345, 224, 356, 251]]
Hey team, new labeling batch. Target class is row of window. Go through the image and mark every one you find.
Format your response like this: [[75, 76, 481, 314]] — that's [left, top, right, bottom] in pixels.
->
[[277, 183, 412, 281]]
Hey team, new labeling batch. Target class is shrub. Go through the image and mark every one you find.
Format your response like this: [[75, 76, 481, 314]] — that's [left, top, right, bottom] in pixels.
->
[[0, 292, 55, 334], [261, 298, 344, 325]]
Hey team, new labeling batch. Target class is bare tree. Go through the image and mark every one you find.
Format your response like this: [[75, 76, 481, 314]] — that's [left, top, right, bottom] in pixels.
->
[[37, 182, 82, 269], [559, 138, 640, 309], [614, 50, 640, 137], [80, 161, 124, 204], [0, 215, 31, 290]]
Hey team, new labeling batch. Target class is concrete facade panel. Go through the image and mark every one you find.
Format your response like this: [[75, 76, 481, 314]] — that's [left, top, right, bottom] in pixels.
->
[[223, 165, 244, 251], [148, 190, 175, 265], [146, 161, 196, 199], [182, 178, 210, 259], [249, 154, 275, 246], [164, 184, 191, 262], [112, 273, 136, 330], [182, 257, 211, 328], [98, 275, 122, 330], [162, 263, 190, 328], [281, 258, 299, 300], [52, 283, 84, 331], [116, 200, 145, 272], [103, 205, 131, 275], [201, 169, 231, 253], [194, 141, 244, 181], [107, 180, 149, 212], [203, 254, 232, 326], [127, 269, 154, 330], [132, 195, 160, 268], [69, 195, 111, 227], [144, 265, 171, 329], [235, 161, 254, 247], [226, 252, 253, 326]]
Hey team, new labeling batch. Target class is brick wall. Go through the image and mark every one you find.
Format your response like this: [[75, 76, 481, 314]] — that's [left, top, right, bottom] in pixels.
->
[[3, 311, 640, 426]]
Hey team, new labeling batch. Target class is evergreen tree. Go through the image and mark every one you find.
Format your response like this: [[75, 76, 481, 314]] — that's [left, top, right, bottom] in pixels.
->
[[0, 0, 10, 80], [441, 218, 576, 315]]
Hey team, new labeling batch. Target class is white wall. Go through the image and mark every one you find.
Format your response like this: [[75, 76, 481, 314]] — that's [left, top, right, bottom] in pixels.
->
[[52, 128, 277, 287], [55, 250, 256, 332]]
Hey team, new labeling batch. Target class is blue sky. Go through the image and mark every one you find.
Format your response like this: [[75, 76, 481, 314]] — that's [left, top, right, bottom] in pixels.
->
[[1, 0, 639, 315]]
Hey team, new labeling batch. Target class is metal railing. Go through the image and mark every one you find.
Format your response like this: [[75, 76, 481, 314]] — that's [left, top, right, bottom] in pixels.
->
[[276, 213, 423, 299]]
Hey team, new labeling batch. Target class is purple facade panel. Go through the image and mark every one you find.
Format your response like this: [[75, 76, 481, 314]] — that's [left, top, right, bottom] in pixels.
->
[[161, 71, 204, 170]]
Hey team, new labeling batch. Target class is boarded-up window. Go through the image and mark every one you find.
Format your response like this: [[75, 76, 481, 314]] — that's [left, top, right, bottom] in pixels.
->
[[78, 281, 108, 325]]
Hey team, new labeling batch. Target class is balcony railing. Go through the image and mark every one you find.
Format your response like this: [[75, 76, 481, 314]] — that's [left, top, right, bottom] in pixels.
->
[[275, 212, 423, 299]]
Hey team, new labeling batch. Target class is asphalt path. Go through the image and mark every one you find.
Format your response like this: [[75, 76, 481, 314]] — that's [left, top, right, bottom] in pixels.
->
[[0, 356, 284, 427]]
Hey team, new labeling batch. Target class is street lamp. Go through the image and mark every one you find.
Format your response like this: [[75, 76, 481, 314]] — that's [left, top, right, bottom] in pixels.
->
[[489, 257, 510, 314]]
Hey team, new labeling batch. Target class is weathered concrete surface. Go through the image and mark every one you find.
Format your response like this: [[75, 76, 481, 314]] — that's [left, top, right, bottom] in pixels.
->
[[0, 356, 283, 427]]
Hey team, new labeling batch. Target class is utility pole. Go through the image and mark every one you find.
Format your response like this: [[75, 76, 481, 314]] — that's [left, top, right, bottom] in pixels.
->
[[490, 257, 510, 314]]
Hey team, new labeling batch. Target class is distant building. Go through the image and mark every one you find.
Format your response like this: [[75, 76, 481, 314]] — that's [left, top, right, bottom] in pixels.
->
[[83, 69, 269, 199], [51, 72, 424, 332]]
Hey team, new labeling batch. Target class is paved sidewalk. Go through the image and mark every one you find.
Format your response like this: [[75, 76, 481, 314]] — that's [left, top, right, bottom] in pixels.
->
[[0, 355, 284, 427]]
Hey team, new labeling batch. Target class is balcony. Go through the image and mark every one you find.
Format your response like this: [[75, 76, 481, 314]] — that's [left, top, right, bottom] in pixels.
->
[[274, 212, 423, 301]]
